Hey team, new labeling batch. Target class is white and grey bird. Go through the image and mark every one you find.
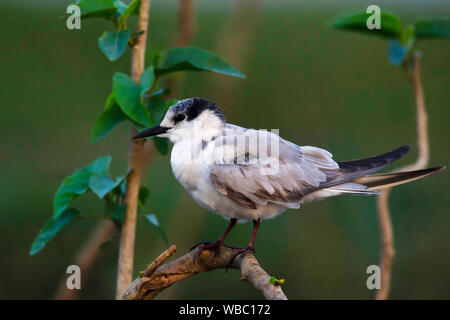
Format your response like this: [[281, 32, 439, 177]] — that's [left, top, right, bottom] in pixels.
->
[[133, 97, 444, 261]]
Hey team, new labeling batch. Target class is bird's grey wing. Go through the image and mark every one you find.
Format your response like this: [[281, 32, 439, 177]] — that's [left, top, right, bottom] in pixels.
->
[[208, 126, 340, 209], [209, 126, 410, 208]]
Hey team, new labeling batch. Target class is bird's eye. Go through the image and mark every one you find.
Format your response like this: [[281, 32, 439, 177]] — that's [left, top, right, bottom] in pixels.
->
[[173, 114, 186, 123]]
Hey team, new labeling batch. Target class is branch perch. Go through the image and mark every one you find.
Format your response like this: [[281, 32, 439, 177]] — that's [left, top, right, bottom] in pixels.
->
[[376, 52, 429, 300], [121, 245, 288, 300]]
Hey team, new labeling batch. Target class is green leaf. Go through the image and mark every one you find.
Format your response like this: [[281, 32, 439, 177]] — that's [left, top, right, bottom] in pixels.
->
[[153, 47, 246, 78], [117, 0, 140, 29], [110, 203, 127, 222], [120, 179, 127, 196], [98, 30, 130, 61], [89, 173, 124, 199], [113, 179, 127, 198], [146, 95, 167, 124], [143, 214, 169, 244], [388, 39, 410, 65], [85, 155, 112, 174], [399, 25, 415, 45], [154, 138, 169, 156], [53, 170, 91, 217], [113, 0, 127, 15], [123, 0, 140, 16], [53, 156, 112, 218], [113, 72, 151, 126], [268, 275, 285, 285], [140, 66, 155, 100], [90, 94, 127, 143], [414, 20, 450, 39], [76, 0, 118, 19], [331, 11, 402, 39], [138, 185, 150, 207], [30, 208, 80, 255]]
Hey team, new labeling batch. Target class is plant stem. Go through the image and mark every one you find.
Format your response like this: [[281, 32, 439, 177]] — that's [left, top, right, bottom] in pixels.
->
[[375, 51, 429, 300], [409, 52, 429, 170], [376, 188, 394, 300], [116, 0, 152, 299]]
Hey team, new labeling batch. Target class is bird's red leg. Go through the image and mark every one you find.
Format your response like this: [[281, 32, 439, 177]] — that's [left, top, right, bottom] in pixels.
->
[[218, 218, 237, 245], [227, 218, 261, 267], [190, 218, 237, 261], [247, 218, 261, 252]]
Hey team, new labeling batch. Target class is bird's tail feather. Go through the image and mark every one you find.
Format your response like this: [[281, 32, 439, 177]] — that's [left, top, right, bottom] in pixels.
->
[[322, 145, 410, 189], [303, 145, 444, 202], [304, 166, 445, 203], [327, 182, 379, 195], [352, 166, 445, 190]]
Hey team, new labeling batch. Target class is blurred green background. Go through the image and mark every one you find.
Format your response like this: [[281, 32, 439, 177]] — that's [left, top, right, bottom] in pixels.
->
[[0, 0, 449, 299]]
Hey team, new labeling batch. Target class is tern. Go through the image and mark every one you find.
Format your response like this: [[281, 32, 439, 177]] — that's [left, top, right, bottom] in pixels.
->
[[134, 97, 444, 262]]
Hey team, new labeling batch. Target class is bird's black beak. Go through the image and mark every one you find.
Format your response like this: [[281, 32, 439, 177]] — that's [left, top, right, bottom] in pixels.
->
[[132, 125, 169, 139]]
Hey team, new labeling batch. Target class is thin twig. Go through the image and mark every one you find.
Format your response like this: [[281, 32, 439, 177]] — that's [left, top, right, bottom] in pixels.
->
[[144, 245, 177, 276], [375, 52, 429, 300], [121, 245, 288, 300], [116, 0, 152, 299], [376, 189, 394, 300]]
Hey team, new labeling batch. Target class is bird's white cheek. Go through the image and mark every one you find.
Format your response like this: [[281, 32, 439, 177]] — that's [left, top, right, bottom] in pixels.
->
[[167, 127, 193, 143]]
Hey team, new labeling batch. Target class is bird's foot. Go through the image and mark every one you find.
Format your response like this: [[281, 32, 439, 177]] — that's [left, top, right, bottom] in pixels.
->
[[190, 240, 228, 263], [226, 246, 255, 271]]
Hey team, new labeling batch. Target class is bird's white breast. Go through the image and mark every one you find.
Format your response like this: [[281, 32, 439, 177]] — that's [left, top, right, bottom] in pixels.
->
[[170, 139, 224, 215], [170, 139, 205, 191], [170, 137, 287, 222]]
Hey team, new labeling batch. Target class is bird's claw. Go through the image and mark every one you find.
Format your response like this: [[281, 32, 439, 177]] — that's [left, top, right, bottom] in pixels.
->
[[190, 240, 225, 263], [189, 241, 214, 252], [226, 246, 255, 271]]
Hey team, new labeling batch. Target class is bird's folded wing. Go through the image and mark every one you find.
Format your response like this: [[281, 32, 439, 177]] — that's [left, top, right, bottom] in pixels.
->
[[208, 126, 340, 209]]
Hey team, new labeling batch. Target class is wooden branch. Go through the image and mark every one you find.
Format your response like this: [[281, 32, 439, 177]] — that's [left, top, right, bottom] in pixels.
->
[[121, 245, 288, 300], [375, 52, 429, 300], [116, 0, 152, 299]]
